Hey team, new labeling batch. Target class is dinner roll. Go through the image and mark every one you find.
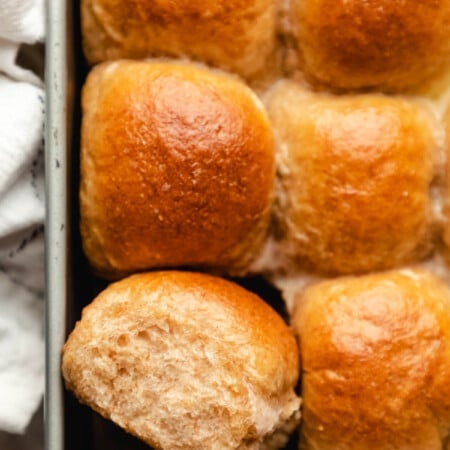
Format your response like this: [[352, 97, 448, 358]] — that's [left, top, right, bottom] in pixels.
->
[[266, 81, 435, 275], [81, 0, 277, 81], [292, 268, 450, 450], [80, 60, 275, 279], [443, 104, 450, 261], [62, 271, 301, 450], [290, 0, 450, 92]]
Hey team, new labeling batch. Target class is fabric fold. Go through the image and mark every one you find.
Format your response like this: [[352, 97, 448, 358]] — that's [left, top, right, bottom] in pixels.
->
[[0, 0, 45, 435]]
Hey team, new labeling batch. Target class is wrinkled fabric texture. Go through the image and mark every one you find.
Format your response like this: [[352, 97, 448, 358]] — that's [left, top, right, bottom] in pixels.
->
[[0, 0, 45, 435]]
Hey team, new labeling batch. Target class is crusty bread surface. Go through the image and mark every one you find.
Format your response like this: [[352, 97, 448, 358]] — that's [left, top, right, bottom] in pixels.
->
[[81, 0, 277, 81], [289, 0, 450, 92], [80, 60, 275, 279], [292, 268, 450, 450], [442, 103, 450, 262], [265, 80, 438, 276], [62, 271, 301, 450]]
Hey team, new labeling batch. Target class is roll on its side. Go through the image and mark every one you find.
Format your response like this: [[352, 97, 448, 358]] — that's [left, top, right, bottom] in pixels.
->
[[62, 271, 301, 450], [292, 268, 450, 450], [81, 0, 277, 81], [80, 60, 275, 279], [265, 81, 436, 275], [289, 0, 450, 92]]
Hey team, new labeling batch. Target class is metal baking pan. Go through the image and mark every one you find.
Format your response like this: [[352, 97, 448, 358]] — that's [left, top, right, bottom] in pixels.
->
[[45, 1, 298, 449]]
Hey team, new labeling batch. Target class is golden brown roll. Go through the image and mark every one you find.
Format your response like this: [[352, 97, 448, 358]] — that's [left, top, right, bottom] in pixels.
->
[[290, 0, 450, 92], [81, 0, 277, 81], [292, 268, 450, 450], [80, 60, 275, 279], [266, 81, 436, 275], [62, 271, 301, 450], [443, 103, 450, 260]]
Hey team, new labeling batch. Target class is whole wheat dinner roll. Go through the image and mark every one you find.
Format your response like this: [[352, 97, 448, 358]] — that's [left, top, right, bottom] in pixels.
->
[[266, 81, 436, 275], [292, 268, 450, 450], [81, 0, 277, 80], [80, 60, 275, 279], [62, 271, 301, 450], [443, 104, 450, 260], [290, 0, 450, 92]]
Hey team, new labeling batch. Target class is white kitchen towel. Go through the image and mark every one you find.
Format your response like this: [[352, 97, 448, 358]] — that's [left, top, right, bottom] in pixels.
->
[[0, 272, 44, 434], [0, 0, 44, 43], [0, 38, 42, 86], [0, 0, 45, 435]]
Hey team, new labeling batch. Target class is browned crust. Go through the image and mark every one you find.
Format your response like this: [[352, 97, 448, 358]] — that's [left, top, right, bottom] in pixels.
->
[[81, 0, 277, 81], [443, 104, 450, 262], [266, 82, 436, 275], [291, 0, 450, 92], [292, 268, 450, 450], [80, 60, 275, 279]]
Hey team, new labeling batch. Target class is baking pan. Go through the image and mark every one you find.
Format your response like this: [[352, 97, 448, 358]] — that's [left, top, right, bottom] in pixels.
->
[[46, 1, 114, 446], [46, 0, 107, 448], [45, 0, 72, 448], [45, 1, 298, 450]]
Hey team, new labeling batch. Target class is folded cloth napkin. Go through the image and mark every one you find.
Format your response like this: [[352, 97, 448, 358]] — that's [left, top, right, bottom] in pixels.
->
[[0, 0, 45, 435], [0, 0, 44, 44]]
